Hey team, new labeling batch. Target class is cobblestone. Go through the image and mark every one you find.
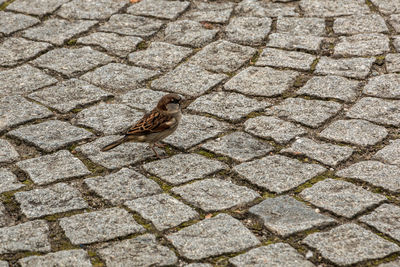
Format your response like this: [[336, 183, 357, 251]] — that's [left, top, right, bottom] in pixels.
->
[[390, 14, 400, 33], [334, 33, 390, 56], [57, 0, 127, 20], [235, 0, 297, 17], [256, 48, 316, 71], [267, 33, 323, 52], [225, 17, 272, 46], [18, 250, 92, 267], [276, 17, 325, 36], [185, 1, 234, 23], [6, 0, 69, 16], [373, 139, 400, 165], [315, 57, 374, 79], [0, 140, 19, 164], [0, 168, 24, 194], [363, 74, 400, 99], [127, 0, 189, 20], [333, 14, 388, 34], [299, 0, 370, 17], [0, 11, 39, 35], [370, 0, 400, 15], [386, 54, 400, 73], [119, 88, 167, 112]]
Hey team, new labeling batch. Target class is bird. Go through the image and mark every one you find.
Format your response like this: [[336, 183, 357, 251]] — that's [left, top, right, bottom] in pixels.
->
[[101, 93, 183, 158]]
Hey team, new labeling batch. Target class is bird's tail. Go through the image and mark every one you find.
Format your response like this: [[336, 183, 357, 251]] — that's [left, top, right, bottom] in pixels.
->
[[101, 137, 128, 152]]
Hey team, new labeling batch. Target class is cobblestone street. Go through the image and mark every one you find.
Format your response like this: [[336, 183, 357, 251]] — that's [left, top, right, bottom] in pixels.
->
[[1, 0, 400, 266]]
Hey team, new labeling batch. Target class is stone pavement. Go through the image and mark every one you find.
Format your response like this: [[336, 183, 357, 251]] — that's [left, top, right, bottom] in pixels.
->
[[1, 0, 400, 266]]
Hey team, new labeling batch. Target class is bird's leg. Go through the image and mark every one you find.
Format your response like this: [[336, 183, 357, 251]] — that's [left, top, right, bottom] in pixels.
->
[[154, 142, 166, 148], [149, 144, 161, 159]]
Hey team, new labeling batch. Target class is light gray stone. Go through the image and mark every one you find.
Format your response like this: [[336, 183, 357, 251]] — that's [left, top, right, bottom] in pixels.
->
[[18, 250, 92, 267], [300, 179, 386, 218], [58, 0, 127, 19], [99, 14, 163, 37], [303, 224, 400, 265], [0, 11, 39, 35], [320, 119, 388, 146], [224, 66, 298, 97], [276, 17, 325, 36], [379, 259, 400, 267], [120, 88, 168, 112], [6, 0, 69, 15], [315, 57, 374, 79], [84, 168, 161, 204], [370, 0, 400, 15], [185, 264, 212, 267], [395, 36, 400, 52], [386, 54, 400, 73], [60, 208, 145, 245], [363, 74, 400, 99], [234, 155, 326, 193], [0, 261, 7, 267], [256, 48, 316, 70], [0, 203, 11, 227], [127, 0, 189, 19], [373, 139, 400, 166], [143, 153, 228, 185], [125, 193, 198, 231], [0, 168, 24, 194], [333, 14, 388, 34], [235, 0, 298, 17], [0, 139, 19, 164], [185, 1, 234, 23], [334, 33, 390, 56], [267, 33, 323, 52], [299, 0, 370, 17], [167, 214, 260, 260], [389, 14, 400, 33], [15, 183, 88, 219], [225, 17, 272, 46], [16, 150, 90, 185]]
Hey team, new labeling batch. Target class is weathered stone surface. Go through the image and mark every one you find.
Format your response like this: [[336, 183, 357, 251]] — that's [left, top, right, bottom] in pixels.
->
[[267, 33, 323, 52], [127, 0, 189, 19], [363, 74, 400, 99], [15, 183, 88, 219], [315, 57, 374, 79], [373, 139, 400, 165], [125, 193, 198, 231], [299, 0, 370, 17], [0, 11, 39, 35], [32, 47, 113, 77], [297, 75, 360, 102], [120, 88, 167, 112], [185, 264, 212, 267], [128, 42, 192, 70], [22, 19, 97, 46], [333, 14, 388, 34], [97, 234, 178, 266], [256, 48, 316, 70], [172, 178, 260, 211], [395, 36, 400, 52], [60, 208, 145, 245], [234, 155, 326, 193], [230, 243, 315, 267], [7, 120, 93, 152], [268, 98, 342, 128], [167, 214, 260, 260], [0, 220, 50, 254], [201, 132, 274, 162], [187, 91, 269, 122], [0, 140, 19, 164], [225, 17, 272, 46], [224, 66, 298, 97], [0, 203, 11, 227], [82, 63, 159, 94], [334, 33, 390, 56], [235, 0, 298, 17], [185, 1, 234, 23], [99, 14, 163, 37], [18, 250, 92, 267], [7, 0, 69, 15], [0, 168, 24, 194], [320, 119, 388, 146], [244, 116, 306, 144], [85, 168, 161, 204], [276, 17, 325, 36], [28, 79, 112, 113], [303, 224, 400, 265], [370, 0, 400, 15], [143, 153, 228, 185], [336, 161, 400, 192], [0, 261, 7, 267], [389, 14, 400, 33], [58, 0, 127, 19], [379, 260, 400, 267], [16, 150, 90, 185], [386, 54, 400, 73], [300, 179, 386, 218]]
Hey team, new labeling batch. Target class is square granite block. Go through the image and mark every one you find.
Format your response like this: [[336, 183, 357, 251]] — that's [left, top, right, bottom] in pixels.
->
[[99, 14, 163, 37], [119, 88, 168, 112], [370, 0, 400, 15], [389, 14, 400, 33], [0, 139, 19, 164], [334, 33, 390, 57], [225, 17, 272, 46], [184, 1, 234, 23], [256, 48, 316, 71], [386, 54, 400, 73], [6, 0, 69, 16], [57, 0, 127, 19], [315, 57, 374, 79], [276, 17, 325, 36], [235, 0, 298, 17], [18, 250, 92, 267], [267, 33, 323, 52], [363, 74, 400, 99], [373, 139, 400, 165], [0, 203, 12, 228], [0, 11, 39, 35], [333, 14, 388, 34], [299, 0, 370, 17], [127, 0, 190, 20], [0, 168, 24, 194]]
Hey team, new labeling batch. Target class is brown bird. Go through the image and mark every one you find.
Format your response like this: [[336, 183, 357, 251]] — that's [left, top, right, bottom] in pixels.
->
[[101, 93, 183, 158]]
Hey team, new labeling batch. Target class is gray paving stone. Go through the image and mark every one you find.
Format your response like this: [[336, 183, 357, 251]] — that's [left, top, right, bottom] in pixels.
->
[[297, 75, 360, 102], [185, 264, 212, 267], [119, 88, 168, 112], [249, 196, 335, 237], [244, 116, 306, 144], [164, 20, 218, 48], [125, 193, 198, 231], [315, 57, 374, 79], [164, 114, 230, 149], [201, 132, 274, 162], [224, 66, 298, 97], [0, 11, 39, 35], [15, 183, 88, 219], [185, 1, 234, 23], [0, 37, 52, 67], [0, 220, 50, 254], [84, 168, 162, 204], [268, 98, 342, 128], [82, 63, 159, 94], [23, 19, 97, 46], [127, 0, 189, 20], [379, 259, 400, 267], [282, 138, 353, 166], [99, 14, 163, 37], [373, 139, 400, 166], [97, 234, 178, 266], [303, 223, 400, 265], [320, 119, 388, 146], [336, 160, 400, 192], [0, 261, 7, 267], [267, 33, 323, 52], [0, 203, 11, 227], [360, 204, 400, 242], [0, 95, 52, 132], [333, 14, 388, 34], [128, 42, 192, 71], [187, 91, 269, 122], [389, 14, 400, 33], [225, 17, 272, 46], [28, 79, 112, 113], [235, 0, 298, 17], [143, 153, 228, 185], [370, 0, 400, 15], [75, 103, 143, 134], [16, 150, 90, 185], [18, 249, 92, 267], [0, 168, 24, 194], [386, 54, 400, 73], [58, 0, 127, 19], [276, 17, 325, 36], [6, 0, 69, 16], [299, 0, 370, 17], [234, 155, 326, 193], [7, 120, 93, 152], [256, 48, 316, 71], [363, 74, 400, 99], [167, 214, 260, 260], [60, 208, 145, 245], [334, 33, 390, 56], [0, 139, 19, 164], [32, 47, 113, 77], [300, 179, 386, 218], [0, 65, 57, 97], [230, 243, 315, 267], [395, 36, 400, 52]]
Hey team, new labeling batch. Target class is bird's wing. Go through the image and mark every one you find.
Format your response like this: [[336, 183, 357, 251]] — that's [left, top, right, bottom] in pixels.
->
[[125, 110, 175, 136]]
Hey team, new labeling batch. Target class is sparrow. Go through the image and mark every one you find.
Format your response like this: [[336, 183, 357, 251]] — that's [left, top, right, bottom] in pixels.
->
[[101, 93, 183, 158]]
